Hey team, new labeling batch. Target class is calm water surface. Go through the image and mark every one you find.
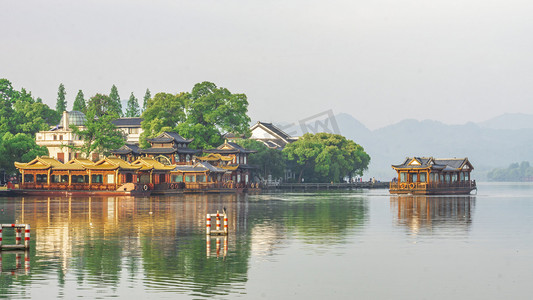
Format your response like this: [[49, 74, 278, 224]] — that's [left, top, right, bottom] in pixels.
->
[[0, 182, 532, 299]]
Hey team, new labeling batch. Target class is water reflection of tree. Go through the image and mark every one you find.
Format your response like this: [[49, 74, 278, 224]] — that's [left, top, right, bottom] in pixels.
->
[[1, 195, 251, 298], [246, 193, 368, 245], [390, 195, 475, 235], [0, 192, 368, 297]]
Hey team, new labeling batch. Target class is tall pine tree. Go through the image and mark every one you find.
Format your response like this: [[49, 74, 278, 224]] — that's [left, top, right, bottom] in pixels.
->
[[72, 90, 86, 112], [55, 83, 67, 113], [125, 92, 140, 117], [109, 84, 123, 117], [142, 88, 151, 112]]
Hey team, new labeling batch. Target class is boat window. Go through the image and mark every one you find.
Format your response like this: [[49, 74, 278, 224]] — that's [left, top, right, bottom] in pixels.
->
[[410, 173, 417, 182], [61, 175, 69, 183], [400, 173, 407, 182], [419, 172, 427, 182], [465, 172, 469, 181], [107, 174, 115, 184], [440, 174, 444, 182], [51, 175, 60, 183], [445, 174, 451, 183], [452, 174, 458, 182], [197, 175, 206, 182], [171, 175, 183, 182], [24, 174, 34, 183], [185, 175, 195, 182], [92, 175, 103, 183], [460, 172, 465, 181], [36, 174, 48, 183]]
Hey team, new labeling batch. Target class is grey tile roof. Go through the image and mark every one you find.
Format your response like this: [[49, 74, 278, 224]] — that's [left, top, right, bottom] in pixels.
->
[[392, 157, 472, 171], [258, 122, 291, 140], [111, 143, 140, 155], [112, 117, 143, 127], [146, 131, 193, 144], [140, 147, 200, 155]]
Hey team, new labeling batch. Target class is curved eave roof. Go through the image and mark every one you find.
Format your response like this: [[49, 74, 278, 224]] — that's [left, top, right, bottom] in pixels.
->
[[140, 148, 177, 154], [131, 158, 176, 171]]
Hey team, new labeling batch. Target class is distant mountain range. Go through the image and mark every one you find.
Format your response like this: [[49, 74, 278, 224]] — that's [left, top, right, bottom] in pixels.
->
[[275, 113, 533, 180]]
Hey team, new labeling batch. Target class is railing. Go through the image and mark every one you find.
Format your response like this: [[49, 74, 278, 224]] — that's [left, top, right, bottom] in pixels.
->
[[390, 180, 477, 190], [19, 183, 119, 191]]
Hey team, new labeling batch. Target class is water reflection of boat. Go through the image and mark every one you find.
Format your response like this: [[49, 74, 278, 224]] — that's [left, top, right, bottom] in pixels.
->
[[390, 195, 475, 234]]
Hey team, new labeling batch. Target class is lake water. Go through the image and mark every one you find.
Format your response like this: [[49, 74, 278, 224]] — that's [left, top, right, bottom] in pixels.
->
[[0, 182, 532, 299]]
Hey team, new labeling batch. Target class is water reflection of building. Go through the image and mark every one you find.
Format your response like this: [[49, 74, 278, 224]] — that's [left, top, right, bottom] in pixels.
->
[[390, 195, 475, 235], [12, 195, 250, 271]]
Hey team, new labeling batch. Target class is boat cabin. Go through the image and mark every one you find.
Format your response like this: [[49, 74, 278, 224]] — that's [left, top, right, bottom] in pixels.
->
[[389, 157, 476, 195]]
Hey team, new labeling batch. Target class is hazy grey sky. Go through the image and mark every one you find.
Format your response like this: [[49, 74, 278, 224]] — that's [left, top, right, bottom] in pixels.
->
[[2, 0, 532, 129]]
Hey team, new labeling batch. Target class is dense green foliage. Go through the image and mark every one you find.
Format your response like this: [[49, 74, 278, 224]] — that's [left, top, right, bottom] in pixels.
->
[[235, 139, 285, 180], [487, 161, 533, 182], [0, 133, 48, 173], [109, 85, 123, 117], [55, 83, 67, 113], [283, 133, 370, 183], [140, 92, 187, 148], [141, 82, 250, 149], [125, 92, 140, 117], [0, 79, 59, 174], [70, 94, 125, 157], [72, 90, 86, 112]]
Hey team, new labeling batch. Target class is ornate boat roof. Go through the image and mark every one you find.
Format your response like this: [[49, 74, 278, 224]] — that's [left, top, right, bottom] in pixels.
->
[[392, 157, 474, 171]]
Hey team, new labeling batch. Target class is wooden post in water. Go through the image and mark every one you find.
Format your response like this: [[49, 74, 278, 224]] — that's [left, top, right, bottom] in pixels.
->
[[216, 211, 221, 232], [206, 214, 211, 235], [25, 225, 30, 249]]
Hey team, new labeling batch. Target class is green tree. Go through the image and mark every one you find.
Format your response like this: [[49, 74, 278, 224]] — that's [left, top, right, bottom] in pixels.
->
[[14, 97, 60, 134], [139, 82, 251, 149], [55, 83, 67, 113], [72, 90, 86, 112], [177, 81, 250, 149], [0, 80, 59, 136], [0, 79, 17, 134], [86, 93, 118, 118], [109, 84, 122, 117], [69, 109, 125, 158], [140, 92, 187, 147], [235, 139, 285, 180], [283, 133, 370, 183], [125, 92, 140, 117], [487, 161, 533, 181], [142, 88, 151, 112], [0, 132, 48, 174]]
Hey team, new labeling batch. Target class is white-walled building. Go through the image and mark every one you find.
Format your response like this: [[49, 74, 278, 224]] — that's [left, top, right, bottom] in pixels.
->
[[36, 111, 143, 162]]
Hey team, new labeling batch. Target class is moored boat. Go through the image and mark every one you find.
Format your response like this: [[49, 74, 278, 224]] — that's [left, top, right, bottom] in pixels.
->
[[389, 157, 476, 195]]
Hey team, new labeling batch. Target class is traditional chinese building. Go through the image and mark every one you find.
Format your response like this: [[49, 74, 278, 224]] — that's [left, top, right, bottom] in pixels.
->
[[14, 156, 142, 192], [389, 157, 476, 195], [249, 121, 297, 150], [139, 132, 200, 165], [202, 141, 255, 186]]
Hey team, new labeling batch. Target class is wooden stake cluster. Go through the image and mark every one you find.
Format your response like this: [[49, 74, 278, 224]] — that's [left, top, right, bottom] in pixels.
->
[[206, 211, 228, 235]]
